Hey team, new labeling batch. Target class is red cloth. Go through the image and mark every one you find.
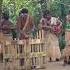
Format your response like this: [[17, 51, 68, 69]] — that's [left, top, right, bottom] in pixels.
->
[[52, 24, 61, 34]]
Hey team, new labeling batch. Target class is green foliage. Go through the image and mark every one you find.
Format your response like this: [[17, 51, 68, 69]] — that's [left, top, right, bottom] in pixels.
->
[[2, 0, 41, 25], [49, 0, 62, 18], [59, 36, 66, 50], [2, 0, 70, 24], [0, 0, 3, 19]]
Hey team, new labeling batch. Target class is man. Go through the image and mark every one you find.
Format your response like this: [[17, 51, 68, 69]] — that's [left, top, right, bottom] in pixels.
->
[[63, 11, 70, 65], [16, 8, 34, 40], [39, 10, 62, 61], [65, 11, 70, 45], [16, 9, 34, 70], [62, 45, 70, 65], [0, 12, 14, 35]]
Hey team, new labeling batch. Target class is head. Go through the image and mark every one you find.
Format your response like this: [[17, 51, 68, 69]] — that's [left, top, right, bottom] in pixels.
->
[[19, 8, 28, 16], [2, 12, 9, 20], [43, 10, 51, 20]]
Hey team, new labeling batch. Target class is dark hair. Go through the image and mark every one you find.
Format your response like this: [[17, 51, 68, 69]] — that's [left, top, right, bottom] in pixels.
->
[[20, 8, 28, 14], [68, 10, 70, 14], [43, 10, 51, 18], [2, 13, 9, 20]]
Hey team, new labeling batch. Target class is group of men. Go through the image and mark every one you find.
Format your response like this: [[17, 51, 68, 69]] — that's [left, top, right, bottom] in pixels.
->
[[0, 8, 70, 63]]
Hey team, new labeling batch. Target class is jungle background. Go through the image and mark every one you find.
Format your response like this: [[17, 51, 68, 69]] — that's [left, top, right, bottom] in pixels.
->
[[0, 0, 70, 50]]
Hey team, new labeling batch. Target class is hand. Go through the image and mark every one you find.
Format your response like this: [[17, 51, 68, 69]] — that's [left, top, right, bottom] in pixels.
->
[[23, 28, 25, 32]]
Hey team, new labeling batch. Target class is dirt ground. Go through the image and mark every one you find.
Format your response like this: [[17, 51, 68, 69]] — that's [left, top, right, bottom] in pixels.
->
[[38, 61, 70, 70], [0, 61, 70, 70]]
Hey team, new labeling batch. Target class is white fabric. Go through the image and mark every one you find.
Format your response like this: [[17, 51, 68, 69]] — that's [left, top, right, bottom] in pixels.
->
[[51, 17, 58, 25], [45, 33, 61, 61]]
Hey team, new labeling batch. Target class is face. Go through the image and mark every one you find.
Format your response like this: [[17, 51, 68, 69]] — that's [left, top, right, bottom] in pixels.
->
[[44, 14, 51, 20], [20, 13, 28, 17], [46, 14, 51, 20]]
